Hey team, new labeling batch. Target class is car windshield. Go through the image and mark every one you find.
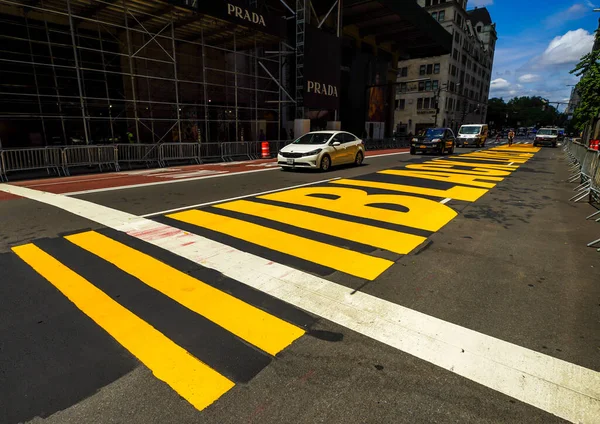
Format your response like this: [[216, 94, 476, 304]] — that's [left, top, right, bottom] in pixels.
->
[[425, 128, 445, 138], [459, 126, 481, 135], [537, 129, 557, 136], [292, 133, 333, 145]]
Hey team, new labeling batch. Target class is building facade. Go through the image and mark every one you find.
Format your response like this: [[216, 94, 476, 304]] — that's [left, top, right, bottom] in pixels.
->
[[393, 0, 497, 135]]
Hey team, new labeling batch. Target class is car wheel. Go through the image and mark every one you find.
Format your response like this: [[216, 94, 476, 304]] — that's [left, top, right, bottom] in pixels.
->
[[320, 154, 331, 172], [449, 143, 455, 154], [439, 144, 445, 155], [354, 151, 364, 166], [410, 147, 416, 155]]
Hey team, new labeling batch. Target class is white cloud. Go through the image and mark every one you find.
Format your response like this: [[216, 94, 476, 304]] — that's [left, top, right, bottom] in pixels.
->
[[490, 78, 510, 90], [544, 3, 591, 27], [518, 74, 541, 83], [469, 0, 494, 6], [537, 29, 595, 66]]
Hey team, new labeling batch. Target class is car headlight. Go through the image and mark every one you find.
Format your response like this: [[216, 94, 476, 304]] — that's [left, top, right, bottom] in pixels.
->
[[412, 138, 419, 142], [303, 148, 322, 156], [432, 138, 441, 143]]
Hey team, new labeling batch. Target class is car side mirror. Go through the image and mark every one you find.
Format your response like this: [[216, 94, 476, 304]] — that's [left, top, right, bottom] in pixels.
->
[[332, 141, 341, 146]]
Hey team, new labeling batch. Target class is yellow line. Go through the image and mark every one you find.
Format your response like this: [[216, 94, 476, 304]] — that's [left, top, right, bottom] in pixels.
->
[[65, 231, 304, 356], [168, 209, 394, 281], [214, 199, 426, 255], [331, 178, 488, 202], [11, 243, 234, 411]]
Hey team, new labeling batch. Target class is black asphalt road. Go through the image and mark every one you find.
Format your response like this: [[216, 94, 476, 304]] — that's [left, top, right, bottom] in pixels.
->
[[1, 142, 598, 424]]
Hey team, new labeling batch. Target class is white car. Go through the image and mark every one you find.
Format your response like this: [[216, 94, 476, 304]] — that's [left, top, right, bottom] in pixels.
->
[[278, 131, 365, 171], [533, 128, 558, 147]]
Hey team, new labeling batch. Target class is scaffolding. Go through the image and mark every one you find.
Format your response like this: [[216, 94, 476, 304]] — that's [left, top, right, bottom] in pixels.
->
[[0, 0, 288, 147]]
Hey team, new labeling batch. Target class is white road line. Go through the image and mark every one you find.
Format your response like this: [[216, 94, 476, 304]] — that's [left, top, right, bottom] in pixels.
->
[[1, 183, 599, 423], [365, 151, 410, 159], [140, 177, 342, 217], [63, 167, 278, 196]]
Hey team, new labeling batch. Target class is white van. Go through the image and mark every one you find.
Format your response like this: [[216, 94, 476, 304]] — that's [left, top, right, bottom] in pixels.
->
[[456, 124, 489, 148]]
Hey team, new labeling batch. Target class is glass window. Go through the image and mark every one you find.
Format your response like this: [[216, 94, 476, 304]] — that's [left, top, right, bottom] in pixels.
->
[[400, 82, 407, 92], [342, 133, 357, 142], [434, 63, 440, 74], [431, 12, 437, 20], [438, 10, 445, 21], [425, 81, 432, 91], [454, 31, 460, 44], [432, 80, 439, 91], [424, 98, 430, 109], [417, 98, 423, 109], [293, 133, 334, 145], [398, 99, 406, 110], [419, 65, 426, 75], [425, 128, 445, 138], [418, 81, 425, 91], [401, 67, 408, 77], [426, 64, 433, 74]]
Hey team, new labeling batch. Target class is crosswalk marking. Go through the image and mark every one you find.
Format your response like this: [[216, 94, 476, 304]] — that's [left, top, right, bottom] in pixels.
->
[[167, 209, 394, 280], [11, 243, 235, 411], [65, 230, 304, 356], [214, 199, 427, 255]]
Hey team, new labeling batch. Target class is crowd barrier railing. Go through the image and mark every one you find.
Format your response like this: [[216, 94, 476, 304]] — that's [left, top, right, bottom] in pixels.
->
[[116, 143, 160, 168], [563, 138, 600, 251], [0, 147, 64, 181], [158, 143, 200, 167], [62, 146, 119, 174]]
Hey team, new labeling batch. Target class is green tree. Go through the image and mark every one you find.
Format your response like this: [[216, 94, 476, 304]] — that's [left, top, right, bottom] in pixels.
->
[[569, 34, 600, 131]]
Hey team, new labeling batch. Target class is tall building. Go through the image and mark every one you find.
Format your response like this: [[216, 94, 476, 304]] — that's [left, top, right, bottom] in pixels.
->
[[393, 0, 497, 135]]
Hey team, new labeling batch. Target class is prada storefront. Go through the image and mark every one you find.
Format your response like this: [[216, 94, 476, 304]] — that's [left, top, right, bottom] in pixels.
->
[[0, 0, 450, 146]]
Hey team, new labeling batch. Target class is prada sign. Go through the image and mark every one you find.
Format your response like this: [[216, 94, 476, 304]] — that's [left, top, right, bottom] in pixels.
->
[[196, 1, 285, 38], [307, 81, 338, 98], [227, 3, 266, 26], [303, 26, 341, 110]]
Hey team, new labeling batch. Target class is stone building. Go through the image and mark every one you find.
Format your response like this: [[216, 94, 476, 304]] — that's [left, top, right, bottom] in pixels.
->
[[393, 0, 497, 135]]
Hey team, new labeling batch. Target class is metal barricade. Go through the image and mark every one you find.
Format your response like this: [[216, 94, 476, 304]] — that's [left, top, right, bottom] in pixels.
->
[[158, 143, 200, 167], [116, 144, 160, 168], [221, 142, 251, 161], [62, 146, 119, 175], [199, 143, 223, 162], [571, 149, 599, 202], [0, 147, 64, 180]]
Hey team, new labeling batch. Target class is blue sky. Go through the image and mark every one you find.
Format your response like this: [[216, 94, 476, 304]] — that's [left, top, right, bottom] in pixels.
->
[[475, 0, 599, 107]]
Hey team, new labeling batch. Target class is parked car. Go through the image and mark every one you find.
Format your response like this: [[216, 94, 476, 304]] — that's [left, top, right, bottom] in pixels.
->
[[410, 127, 456, 155], [277, 131, 364, 171]]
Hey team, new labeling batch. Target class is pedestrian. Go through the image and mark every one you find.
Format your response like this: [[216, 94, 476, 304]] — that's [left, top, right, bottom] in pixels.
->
[[508, 129, 515, 147]]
